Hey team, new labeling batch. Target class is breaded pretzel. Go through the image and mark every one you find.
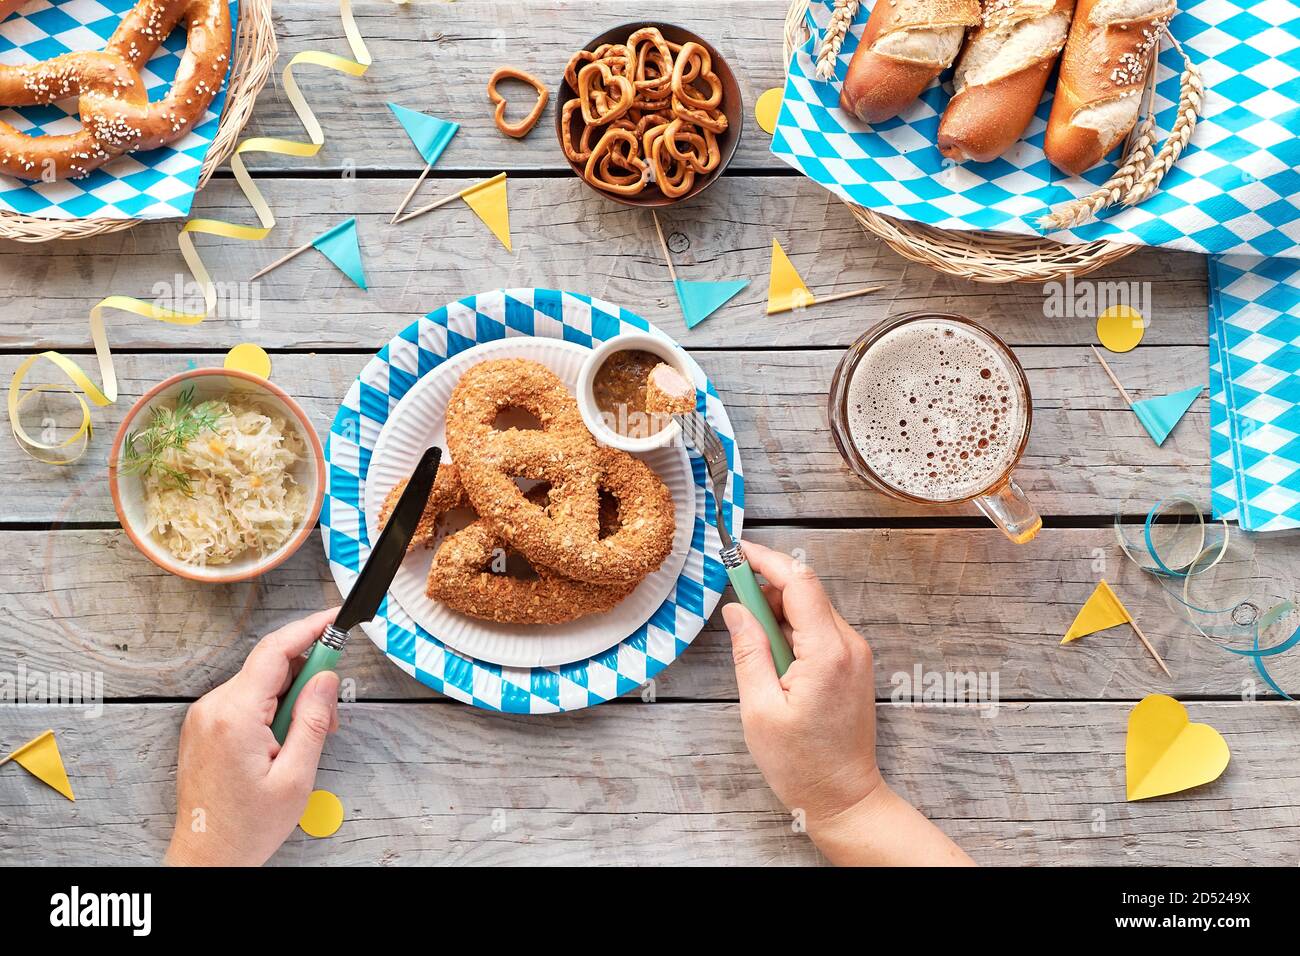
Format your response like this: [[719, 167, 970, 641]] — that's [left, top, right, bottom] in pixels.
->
[[380, 466, 634, 625], [445, 358, 674, 587]]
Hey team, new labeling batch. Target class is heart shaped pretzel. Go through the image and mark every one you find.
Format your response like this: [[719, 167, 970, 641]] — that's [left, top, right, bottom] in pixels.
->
[[577, 60, 635, 126], [487, 66, 550, 139]]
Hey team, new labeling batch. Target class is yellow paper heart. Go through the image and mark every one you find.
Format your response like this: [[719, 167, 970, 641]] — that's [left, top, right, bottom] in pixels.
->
[[1126, 695, 1230, 801]]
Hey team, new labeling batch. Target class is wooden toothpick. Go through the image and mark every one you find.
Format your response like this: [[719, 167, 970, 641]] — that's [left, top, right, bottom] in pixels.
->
[[1090, 345, 1134, 406], [1127, 614, 1173, 679], [651, 210, 678, 284], [391, 160, 433, 224], [393, 186, 463, 225], [814, 285, 884, 306], [250, 241, 313, 281]]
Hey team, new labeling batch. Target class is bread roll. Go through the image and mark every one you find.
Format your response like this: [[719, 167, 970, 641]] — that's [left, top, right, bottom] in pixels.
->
[[1044, 0, 1174, 176], [840, 0, 981, 124], [938, 0, 1076, 163]]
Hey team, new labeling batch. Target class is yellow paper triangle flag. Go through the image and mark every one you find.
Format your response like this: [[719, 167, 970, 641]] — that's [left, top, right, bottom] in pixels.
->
[[1062, 580, 1132, 644], [1126, 695, 1230, 801], [766, 238, 815, 315], [2, 730, 74, 801], [460, 173, 511, 252]]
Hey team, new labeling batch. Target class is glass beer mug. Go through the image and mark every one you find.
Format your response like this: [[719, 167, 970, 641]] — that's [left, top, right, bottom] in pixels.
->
[[828, 312, 1041, 544]]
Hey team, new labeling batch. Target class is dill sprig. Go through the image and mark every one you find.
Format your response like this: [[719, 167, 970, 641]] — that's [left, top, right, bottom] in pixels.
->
[[122, 386, 226, 494]]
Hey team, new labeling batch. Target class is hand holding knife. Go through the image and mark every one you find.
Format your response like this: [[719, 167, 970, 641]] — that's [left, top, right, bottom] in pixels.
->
[[271, 446, 442, 744]]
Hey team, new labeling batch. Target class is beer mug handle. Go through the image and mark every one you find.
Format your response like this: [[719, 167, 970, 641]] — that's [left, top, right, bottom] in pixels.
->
[[974, 477, 1042, 544]]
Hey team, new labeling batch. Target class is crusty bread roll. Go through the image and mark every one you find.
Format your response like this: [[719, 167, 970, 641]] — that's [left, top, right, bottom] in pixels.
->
[[1044, 0, 1174, 176], [840, 0, 981, 124], [938, 0, 1076, 163]]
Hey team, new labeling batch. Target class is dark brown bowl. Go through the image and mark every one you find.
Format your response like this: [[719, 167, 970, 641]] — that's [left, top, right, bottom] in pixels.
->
[[554, 21, 744, 208]]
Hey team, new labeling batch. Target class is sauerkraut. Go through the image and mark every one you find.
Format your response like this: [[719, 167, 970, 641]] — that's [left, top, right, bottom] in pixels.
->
[[133, 395, 308, 566]]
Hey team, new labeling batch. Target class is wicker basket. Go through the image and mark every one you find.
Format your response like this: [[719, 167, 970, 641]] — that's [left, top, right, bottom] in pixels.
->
[[783, 0, 1135, 284], [0, 0, 277, 243]]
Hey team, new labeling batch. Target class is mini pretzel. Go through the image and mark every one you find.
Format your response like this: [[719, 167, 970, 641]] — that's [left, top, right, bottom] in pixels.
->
[[628, 27, 673, 93], [663, 119, 719, 174], [488, 66, 549, 139], [672, 94, 728, 135], [584, 127, 648, 196], [577, 60, 635, 125], [561, 99, 591, 164], [671, 42, 722, 111], [645, 125, 695, 199]]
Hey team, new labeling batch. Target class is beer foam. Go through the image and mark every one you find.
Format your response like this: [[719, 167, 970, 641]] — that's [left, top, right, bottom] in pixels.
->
[[846, 320, 1027, 502]]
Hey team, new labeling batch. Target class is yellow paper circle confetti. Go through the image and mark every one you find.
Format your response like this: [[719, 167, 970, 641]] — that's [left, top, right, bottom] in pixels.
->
[[755, 87, 783, 135], [299, 789, 345, 838], [1097, 305, 1146, 353], [224, 343, 272, 380]]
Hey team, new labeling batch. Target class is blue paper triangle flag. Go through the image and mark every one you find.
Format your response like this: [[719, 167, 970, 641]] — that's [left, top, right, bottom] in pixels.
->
[[311, 218, 368, 290], [387, 102, 459, 166], [1131, 385, 1203, 446], [674, 279, 748, 329]]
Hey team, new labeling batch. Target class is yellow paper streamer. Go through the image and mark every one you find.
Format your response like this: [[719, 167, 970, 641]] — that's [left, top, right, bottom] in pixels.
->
[[8, 0, 373, 463]]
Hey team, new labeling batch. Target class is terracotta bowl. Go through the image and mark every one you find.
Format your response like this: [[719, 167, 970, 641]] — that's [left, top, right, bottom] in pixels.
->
[[555, 21, 744, 207], [107, 367, 324, 584]]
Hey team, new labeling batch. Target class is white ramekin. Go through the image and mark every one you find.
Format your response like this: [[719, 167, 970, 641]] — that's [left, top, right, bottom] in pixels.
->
[[576, 333, 695, 453]]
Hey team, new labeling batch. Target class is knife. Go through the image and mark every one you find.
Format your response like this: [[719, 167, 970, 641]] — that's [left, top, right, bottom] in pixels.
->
[[674, 411, 795, 677], [270, 445, 442, 744]]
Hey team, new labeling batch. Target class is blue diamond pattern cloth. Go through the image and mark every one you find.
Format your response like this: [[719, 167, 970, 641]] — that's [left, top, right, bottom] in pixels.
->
[[1209, 255, 1300, 531], [773, 0, 1300, 258], [0, 0, 237, 220], [322, 289, 743, 713]]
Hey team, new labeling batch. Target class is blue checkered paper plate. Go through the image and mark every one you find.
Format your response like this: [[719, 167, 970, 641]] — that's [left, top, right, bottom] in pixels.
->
[[322, 289, 743, 713], [0, 0, 237, 220], [774, 0, 1300, 258], [1210, 254, 1300, 531]]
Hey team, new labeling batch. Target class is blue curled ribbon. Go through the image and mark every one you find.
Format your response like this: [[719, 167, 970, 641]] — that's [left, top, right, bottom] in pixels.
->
[[1116, 496, 1297, 700]]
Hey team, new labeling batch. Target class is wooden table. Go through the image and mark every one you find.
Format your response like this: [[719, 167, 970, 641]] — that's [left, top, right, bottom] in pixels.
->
[[3, 0, 1296, 866]]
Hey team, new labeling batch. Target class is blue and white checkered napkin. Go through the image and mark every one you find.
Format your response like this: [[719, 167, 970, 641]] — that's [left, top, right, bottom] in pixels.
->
[[773, 0, 1300, 258], [0, 0, 236, 220], [1210, 254, 1300, 531]]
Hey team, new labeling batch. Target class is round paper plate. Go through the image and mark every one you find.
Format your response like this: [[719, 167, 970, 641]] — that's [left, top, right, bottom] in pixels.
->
[[363, 336, 695, 668], [322, 289, 744, 713]]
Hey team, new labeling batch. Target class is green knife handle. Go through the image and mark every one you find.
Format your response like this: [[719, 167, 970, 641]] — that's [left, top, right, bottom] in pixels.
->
[[271, 641, 342, 745], [726, 558, 795, 676]]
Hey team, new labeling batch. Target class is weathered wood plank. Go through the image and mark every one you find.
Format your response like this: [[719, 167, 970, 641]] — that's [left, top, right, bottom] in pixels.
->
[[246, 0, 792, 172], [2, 701, 1296, 865], [8, 525, 1295, 702], [0, 347, 1209, 522], [0, 177, 1209, 351]]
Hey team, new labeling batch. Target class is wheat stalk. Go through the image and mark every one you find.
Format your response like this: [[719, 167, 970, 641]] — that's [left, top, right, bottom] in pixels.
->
[[1039, 25, 1204, 230], [815, 0, 859, 80], [1038, 107, 1159, 231], [1122, 35, 1203, 207]]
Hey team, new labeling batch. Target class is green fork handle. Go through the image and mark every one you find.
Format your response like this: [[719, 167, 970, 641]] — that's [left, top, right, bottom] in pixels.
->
[[271, 641, 342, 745], [726, 559, 795, 676]]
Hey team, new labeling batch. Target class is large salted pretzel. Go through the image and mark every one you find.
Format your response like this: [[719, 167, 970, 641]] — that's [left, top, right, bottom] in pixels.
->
[[0, 0, 231, 180]]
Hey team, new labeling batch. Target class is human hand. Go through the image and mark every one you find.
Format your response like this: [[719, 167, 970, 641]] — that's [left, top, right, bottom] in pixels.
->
[[722, 542, 881, 825], [165, 608, 342, 867], [722, 542, 972, 866]]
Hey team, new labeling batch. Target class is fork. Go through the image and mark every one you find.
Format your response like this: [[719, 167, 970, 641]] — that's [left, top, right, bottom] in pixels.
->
[[676, 410, 796, 676]]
